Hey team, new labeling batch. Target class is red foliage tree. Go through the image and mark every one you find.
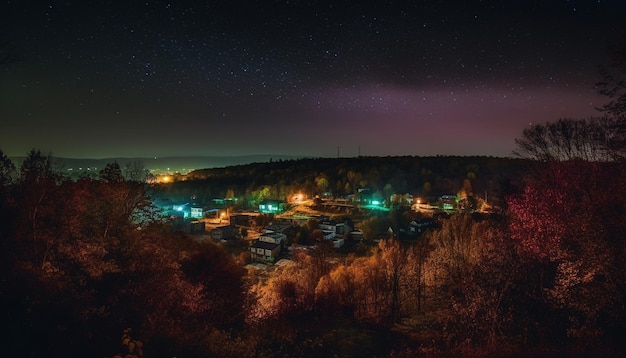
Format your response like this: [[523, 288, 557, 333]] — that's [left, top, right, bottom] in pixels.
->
[[507, 160, 626, 344]]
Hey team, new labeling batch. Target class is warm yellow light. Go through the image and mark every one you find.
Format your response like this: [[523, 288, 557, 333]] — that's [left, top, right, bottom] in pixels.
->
[[156, 175, 173, 183]]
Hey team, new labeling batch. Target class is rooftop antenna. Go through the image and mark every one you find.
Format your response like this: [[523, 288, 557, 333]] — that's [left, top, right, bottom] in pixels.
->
[[337, 145, 340, 158]]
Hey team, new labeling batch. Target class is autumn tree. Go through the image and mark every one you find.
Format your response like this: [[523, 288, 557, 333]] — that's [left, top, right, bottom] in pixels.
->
[[316, 239, 411, 326], [425, 213, 483, 287], [346, 170, 362, 194], [344, 253, 388, 323], [180, 242, 247, 327], [507, 160, 626, 349], [13, 149, 64, 270], [314, 258, 358, 317], [315, 175, 329, 194], [406, 236, 432, 313], [378, 238, 407, 323], [2, 160, 253, 357], [359, 215, 392, 242]]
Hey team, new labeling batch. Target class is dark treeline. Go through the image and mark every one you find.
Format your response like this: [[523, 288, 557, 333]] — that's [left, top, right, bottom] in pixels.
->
[[2, 148, 626, 357], [166, 156, 535, 209]]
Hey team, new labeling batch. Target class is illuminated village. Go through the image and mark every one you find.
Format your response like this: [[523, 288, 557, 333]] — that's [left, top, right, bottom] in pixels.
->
[[2, 1, 625, 357]]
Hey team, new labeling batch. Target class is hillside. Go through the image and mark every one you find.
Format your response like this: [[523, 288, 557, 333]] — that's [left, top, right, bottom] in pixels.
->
[[164, 155, 536, 209]]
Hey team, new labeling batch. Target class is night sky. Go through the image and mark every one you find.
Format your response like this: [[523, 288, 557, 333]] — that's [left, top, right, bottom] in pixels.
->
[[1, 1, 625, 159]]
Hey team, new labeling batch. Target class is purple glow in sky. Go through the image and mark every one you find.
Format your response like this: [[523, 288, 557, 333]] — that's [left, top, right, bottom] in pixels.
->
[[0, 1, 624, 159]]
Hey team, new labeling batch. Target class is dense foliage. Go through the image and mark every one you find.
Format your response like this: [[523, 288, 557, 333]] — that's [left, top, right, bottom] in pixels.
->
[[1, 149, 625, 357], [163, 155, 533, 211], [0, 150, 248, 357]]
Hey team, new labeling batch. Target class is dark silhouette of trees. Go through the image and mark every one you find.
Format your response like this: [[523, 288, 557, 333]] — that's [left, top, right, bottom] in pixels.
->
[[123, 160, 149, 182], [0, 150, 16, 187], [180, 243, 247, 327], [596, 38, 626, 118], [99, 161, 125, 182], [513, 117, 617, 161], [595, 37, 626, 159]]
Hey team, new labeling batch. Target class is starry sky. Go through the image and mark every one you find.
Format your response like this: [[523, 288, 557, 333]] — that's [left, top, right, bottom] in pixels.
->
[[1, 1, 625, 159]]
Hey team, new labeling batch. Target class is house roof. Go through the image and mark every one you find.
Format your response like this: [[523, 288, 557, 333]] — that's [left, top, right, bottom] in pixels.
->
[[259, 232, 286, 241], [265, 223, 292, 232], [251, 240, 280, 250], [259, 198, 284, 203]]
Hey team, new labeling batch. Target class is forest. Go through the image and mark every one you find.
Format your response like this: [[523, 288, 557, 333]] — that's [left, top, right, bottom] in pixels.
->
[[161, 155, 534, 212], [1, 139, 625, 357]]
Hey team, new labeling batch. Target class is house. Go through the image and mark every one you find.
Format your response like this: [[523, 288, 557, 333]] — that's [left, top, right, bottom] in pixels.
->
[[319, 220, 351, 239], [212, 197, 238, 207], [230, 214, 254, 227], [250, 241, 281, 263], [258, 232, 286, 245], [190, 205, 215, 219], [332, 238, 345, 248], [183, 220, 205, 234], [170, 203, 190, 219], [250, 233, 286, 263], [440, 195, 458, 211], [350, 230, 364, 241], [210, 225, 238, 241], [318, 220, 352, 247], [264, 222, 293, 234], [399, 218, 436, 239], [258, 199, 285, 214]]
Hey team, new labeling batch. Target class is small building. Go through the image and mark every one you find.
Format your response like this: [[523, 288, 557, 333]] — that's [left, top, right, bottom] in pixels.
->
[[210, 225, 238, 241], [190, 205, 214, 219], [258, 199, 285, 214], [212, 197, 238, 207], [412, 218, 436, 233], [250, 241, 281, 263], [258, 232, 286, 245], [264, 222, 293, 234], [440, 195, 458, 211], [399, 218, 436, 239], [171, 203, 190, 219], [183, 221, 205, 234], [350, 230, 364, 241], [332, 238, 345, 248], [230, 214, 254, 227], [250, 232, 287, 263], [319, 220, 351, 240]]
